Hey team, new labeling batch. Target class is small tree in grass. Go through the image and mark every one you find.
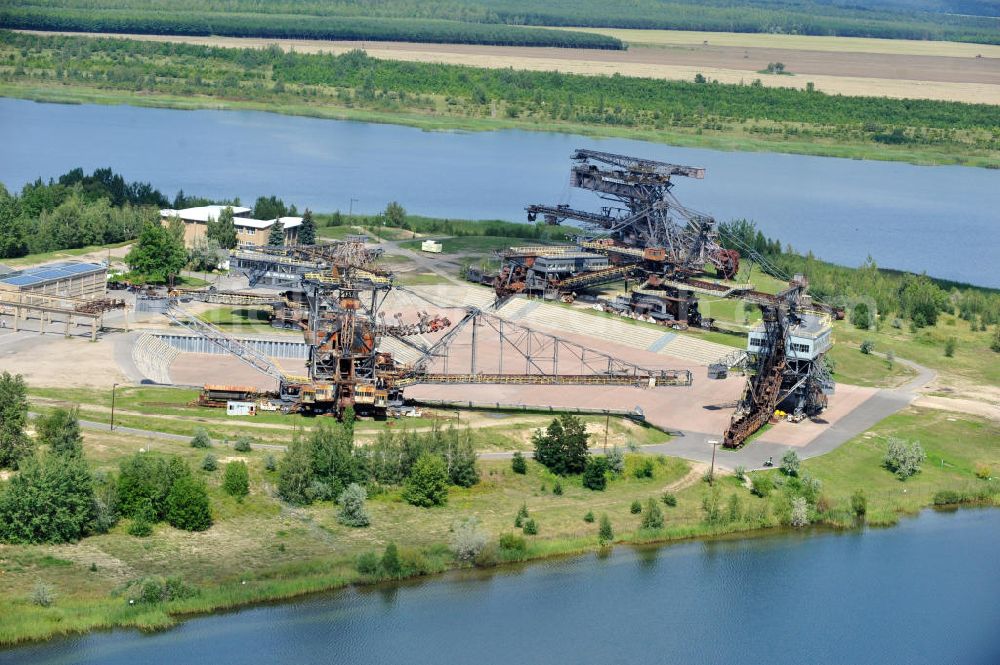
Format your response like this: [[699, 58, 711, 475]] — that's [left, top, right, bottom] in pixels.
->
[[583, 511, 595, 523], [598, 514, 613, 545], [630, 499, 642, 514], [201, 454, 217, 472], [884, 437, 926, 480], [640, 499, 664, 529], [661, 492, 677, 507], [790, 497, 809, 527], [222, 461, 249, 499], [35, 407, 83, 457], [190, 427, 212, 449], [511, 451, 527, 475], [0, 371, 32, 469], [751, 474, 774, 497], [944, 336, 956, 357], [128, 498, 155, 537], [403, 453, 449, 507], [233, 436, 252, 452], [165, 474, 212, 531], [31, 581, 55, 607], [780, 449, 800, 477], [851, 489, 867, 518], [522, 518, 538, 535], [337, 483, 370, 527], [450, 516, 488, 561], [582, 456, 608, 491], [381, 542, 401, 577]]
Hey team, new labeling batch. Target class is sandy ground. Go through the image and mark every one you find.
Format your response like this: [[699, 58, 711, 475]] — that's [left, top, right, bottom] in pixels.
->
[[0, 329, 129, 388], [913, 395, 1000, 421], [23, 31, 1000, 104]]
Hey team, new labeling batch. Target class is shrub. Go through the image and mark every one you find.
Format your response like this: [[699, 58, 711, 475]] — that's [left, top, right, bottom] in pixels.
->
[[190, 428, 212, 449], [517, 503, 529, 519], [306, 480, 334, 502], [31, 581, 55, 607], [944, 336, 956, 357], [277, 436, 314, 505], [751, 474, 774, 497], [127, 498, 155, 537], [860, 339, 874, 354], [140, 579, 164, 604], [264, 454, 277, 472], [35, 407, 83, 457], [356, 551, 380, 576], [727, 493, 743, 522], [974, 463, 992, 480], [337, 483, 370, 527], [450, 517, 488, 562], [790, 497, 809, 527], [201, 454, 217, 472], [0, 453, 95, 544], [498, 532, 527, 559], [582, 456, 608, 491], [883, 438, 926, 480], [583, 510, 595, 523], [552, 481, 563, 496], [165, 474, 212, 531], [630, 499, 642, 514], [933, 490, 962, 505], [472, 542, 498, 568], [522, 518, 538, 535], [851, 489, 867, 517], [233, 436, 252, 452], [403, 453, 449, 507], [598, 514, 613, 545], [780, 449, 800, 477], [734, 465, 747, 482], [632, 458, 655, 479], [640, 499, 664, 529], [532, 414, 589, 475], [511, 451, 527, 474], [222, 461, 249, 499], [606, 446, 625, 476], [381, 543, 401, 577], [661, 492, 677, 507]]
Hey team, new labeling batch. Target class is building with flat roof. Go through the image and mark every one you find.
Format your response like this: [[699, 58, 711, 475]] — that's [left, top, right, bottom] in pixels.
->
[[160, 206, 302, 248], [0, 261, 107, 301]]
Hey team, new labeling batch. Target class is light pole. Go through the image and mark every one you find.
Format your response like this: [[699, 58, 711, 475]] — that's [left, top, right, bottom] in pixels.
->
[[348, 198, 359, 219], [708, 438, 719, 485], [110, 383, 119, 432]]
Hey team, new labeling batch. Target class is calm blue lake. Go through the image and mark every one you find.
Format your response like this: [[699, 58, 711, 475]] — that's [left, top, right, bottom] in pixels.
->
[[1, 98, 998, 286], [3, 508, 999, 665]]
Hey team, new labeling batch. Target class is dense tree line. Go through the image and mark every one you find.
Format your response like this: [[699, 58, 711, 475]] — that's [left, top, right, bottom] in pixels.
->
[[7, 0, 1000, 44], [3, 32, 994, 162], [719, 219, 1000, 327], [276, 413, 479, 508], [0, 8, 624, 49], [0, 167, 165, 258]]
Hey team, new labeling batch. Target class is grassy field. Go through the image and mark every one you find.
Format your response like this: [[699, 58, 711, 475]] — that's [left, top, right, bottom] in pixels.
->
[[0, 405, 995, 645], [1, 240, 130, 268]]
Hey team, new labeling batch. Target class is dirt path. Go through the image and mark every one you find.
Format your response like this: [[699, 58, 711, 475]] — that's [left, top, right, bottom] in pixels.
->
[[661, 462, 710, 493]]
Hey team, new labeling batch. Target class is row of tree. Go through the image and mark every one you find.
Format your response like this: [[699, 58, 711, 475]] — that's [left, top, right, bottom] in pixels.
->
[[276, 415, 479, 508], [0, 8, 624, 49], [6, 0, 998, 44]]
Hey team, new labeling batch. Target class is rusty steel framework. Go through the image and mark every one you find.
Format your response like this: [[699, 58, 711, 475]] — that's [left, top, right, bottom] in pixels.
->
[[175, 239, 690, 417], [490, 149, 835, 448]]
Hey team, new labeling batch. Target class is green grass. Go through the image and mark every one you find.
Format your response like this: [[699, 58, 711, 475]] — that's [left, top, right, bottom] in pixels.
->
[[828, 342, 916, 388], [834, 314, 1000, 389], [3, 240, 131, 268]]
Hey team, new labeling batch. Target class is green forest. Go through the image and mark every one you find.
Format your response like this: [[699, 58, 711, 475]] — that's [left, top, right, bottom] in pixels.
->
[[1, 32, 996, 166], [0, 7, 623, 49], [0, 167, 167, 257], [4, 0, 1000, 44]]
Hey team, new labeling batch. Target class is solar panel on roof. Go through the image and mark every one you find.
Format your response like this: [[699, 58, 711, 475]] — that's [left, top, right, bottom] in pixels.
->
[[2, 275, 41, 286]]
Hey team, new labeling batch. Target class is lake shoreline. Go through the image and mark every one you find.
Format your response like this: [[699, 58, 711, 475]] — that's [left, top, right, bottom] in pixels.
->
[[1, 82, 996, 170], [2, 496, 995, 650]]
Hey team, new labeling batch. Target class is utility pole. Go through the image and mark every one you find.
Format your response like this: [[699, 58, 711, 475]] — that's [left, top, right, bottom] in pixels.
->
[[708, 438, 719, 485], [110, 383, 119, 432], [604, 411, 610, 453], [349, 198, 358, 219]]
